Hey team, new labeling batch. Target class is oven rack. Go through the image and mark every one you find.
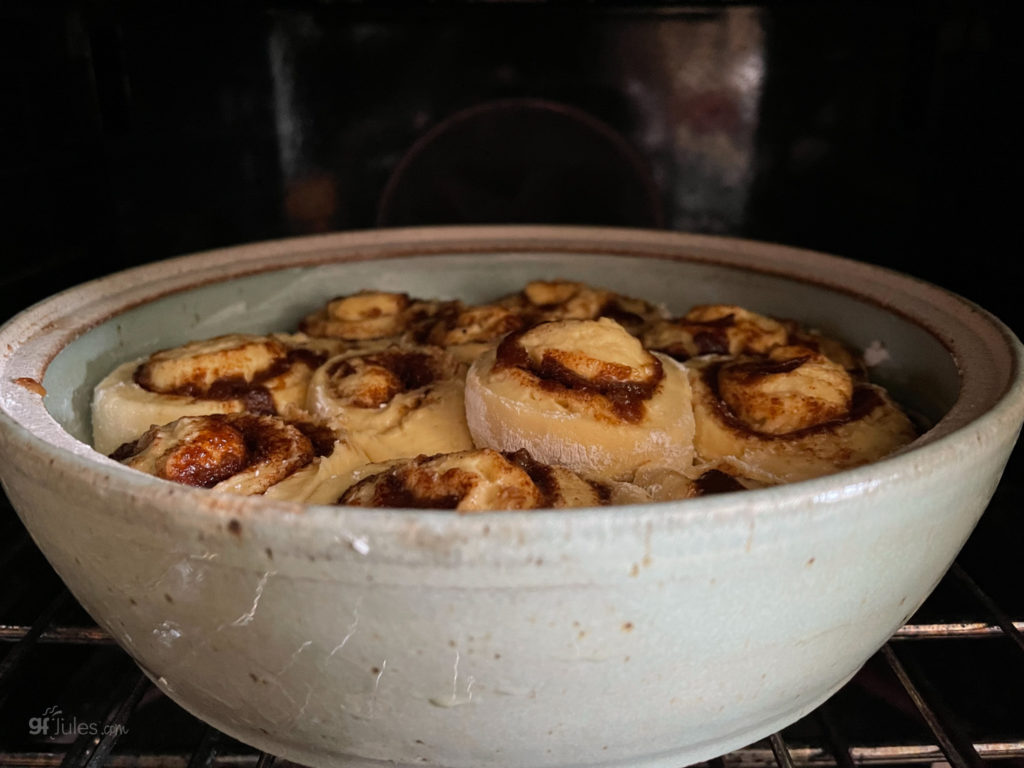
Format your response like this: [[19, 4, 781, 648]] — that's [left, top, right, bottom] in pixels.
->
[[1, 501, 1022, 768]]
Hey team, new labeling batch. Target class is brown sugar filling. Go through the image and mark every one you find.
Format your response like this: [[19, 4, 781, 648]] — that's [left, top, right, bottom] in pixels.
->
[[703, 361, 886, 439], [494, 330, 664, 423], [134, 348, 329, 416]]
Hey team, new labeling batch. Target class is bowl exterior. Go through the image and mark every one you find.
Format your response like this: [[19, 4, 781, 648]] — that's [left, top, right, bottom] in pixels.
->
[[1, 409, 1017, 768], [1, 227, 1022, 768]]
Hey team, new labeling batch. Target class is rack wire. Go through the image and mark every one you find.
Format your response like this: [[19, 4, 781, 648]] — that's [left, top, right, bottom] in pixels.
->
[[1, 494, 1021, 768]]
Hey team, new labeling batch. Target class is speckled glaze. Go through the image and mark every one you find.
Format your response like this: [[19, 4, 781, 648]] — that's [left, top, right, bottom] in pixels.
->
[[1, 227, 1022, 768]]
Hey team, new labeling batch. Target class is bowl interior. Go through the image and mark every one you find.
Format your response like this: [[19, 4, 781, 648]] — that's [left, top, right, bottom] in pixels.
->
[[42, 249, 960, 447]]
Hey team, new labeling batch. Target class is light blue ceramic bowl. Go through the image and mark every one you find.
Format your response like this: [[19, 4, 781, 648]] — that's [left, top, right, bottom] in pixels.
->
[[1, 226, 1021, 768]]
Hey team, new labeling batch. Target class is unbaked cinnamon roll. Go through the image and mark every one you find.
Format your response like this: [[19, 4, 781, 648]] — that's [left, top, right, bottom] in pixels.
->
[[306, 344, 474, 462], [643, 304, 790, 361], [624, 465, 769, 503], [337, 448, 607, 511], [91, 333, 342, 455], [464, 317, 695, 480], [108, 413, 328, 495], [299, 290, 455, 344], [623, 465, 697, 502], [419, 302, 527, 364], [496, 279, 665, 335], [687, 346, 917, 484]]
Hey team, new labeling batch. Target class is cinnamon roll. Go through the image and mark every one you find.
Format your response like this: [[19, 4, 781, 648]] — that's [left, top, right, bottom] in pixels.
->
[[419, 302, 527, 364], [337, 448, 607, 511], [642, 304, 789, 361], [624, 465, 697, 503], [688, 346, 917, 484], [464, 317, 695, 480], [299, 290, 455, 344], [624, 465, 770, 503], [306, 344, 474, 462], [497, 279, 665, 335], [91, 333, 342, 454], [109, 413, 325, 495]]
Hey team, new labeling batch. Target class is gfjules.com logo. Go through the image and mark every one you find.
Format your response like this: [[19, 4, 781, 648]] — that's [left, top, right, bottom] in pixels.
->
[[28, 706, 129, 738]]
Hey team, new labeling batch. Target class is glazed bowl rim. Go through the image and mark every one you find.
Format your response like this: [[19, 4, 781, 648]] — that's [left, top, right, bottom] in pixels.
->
[[1, 224, 1022, 534]]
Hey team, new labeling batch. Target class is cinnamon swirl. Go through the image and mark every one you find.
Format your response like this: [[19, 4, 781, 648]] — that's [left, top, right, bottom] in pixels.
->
[[642, 304, 789, 361], [687, 346, 917, 484], [337, 448, 607, 511], [497, 279, 665, 335], [464, 317, 695, 480], [299, 290, 455, 344], [108, 413, 323, 495], [419, 302, 527, 364], [305, 344, 474, 462], [91, 333, 341, 455]]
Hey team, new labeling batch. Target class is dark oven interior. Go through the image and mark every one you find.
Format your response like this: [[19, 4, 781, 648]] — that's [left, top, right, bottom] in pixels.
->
[[2, 2, 1022, 766]]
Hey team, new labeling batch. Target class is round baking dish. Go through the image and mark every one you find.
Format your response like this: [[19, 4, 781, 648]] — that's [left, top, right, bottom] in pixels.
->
[[0, 226, 1021, 768]]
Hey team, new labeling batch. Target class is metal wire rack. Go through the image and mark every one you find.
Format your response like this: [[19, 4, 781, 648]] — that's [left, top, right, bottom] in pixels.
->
[[2, 488, 1022, 768]]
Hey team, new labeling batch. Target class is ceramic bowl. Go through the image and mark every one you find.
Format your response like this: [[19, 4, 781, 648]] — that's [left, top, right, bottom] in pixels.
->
[[1, 226, 1022, 768]]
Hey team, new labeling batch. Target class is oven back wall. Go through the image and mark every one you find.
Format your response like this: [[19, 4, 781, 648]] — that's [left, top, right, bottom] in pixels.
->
[[3, 2, 1018, 333]]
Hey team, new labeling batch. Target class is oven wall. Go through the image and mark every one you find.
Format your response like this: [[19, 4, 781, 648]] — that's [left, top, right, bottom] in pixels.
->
[[3, 2, 1018, 334]]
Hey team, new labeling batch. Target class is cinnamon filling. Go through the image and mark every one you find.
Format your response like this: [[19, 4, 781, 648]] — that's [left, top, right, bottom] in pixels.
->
[[503, 448, 607, 507], [597, 299, 646, 330], [704, 362, 884, 438], [354, 466, 470, 509], [494, 331, 663, 423], [110, 413, 316, 488], [134, 348, 329, 414], [326, 349, 447, 408], [688, 313, 736, 356]]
